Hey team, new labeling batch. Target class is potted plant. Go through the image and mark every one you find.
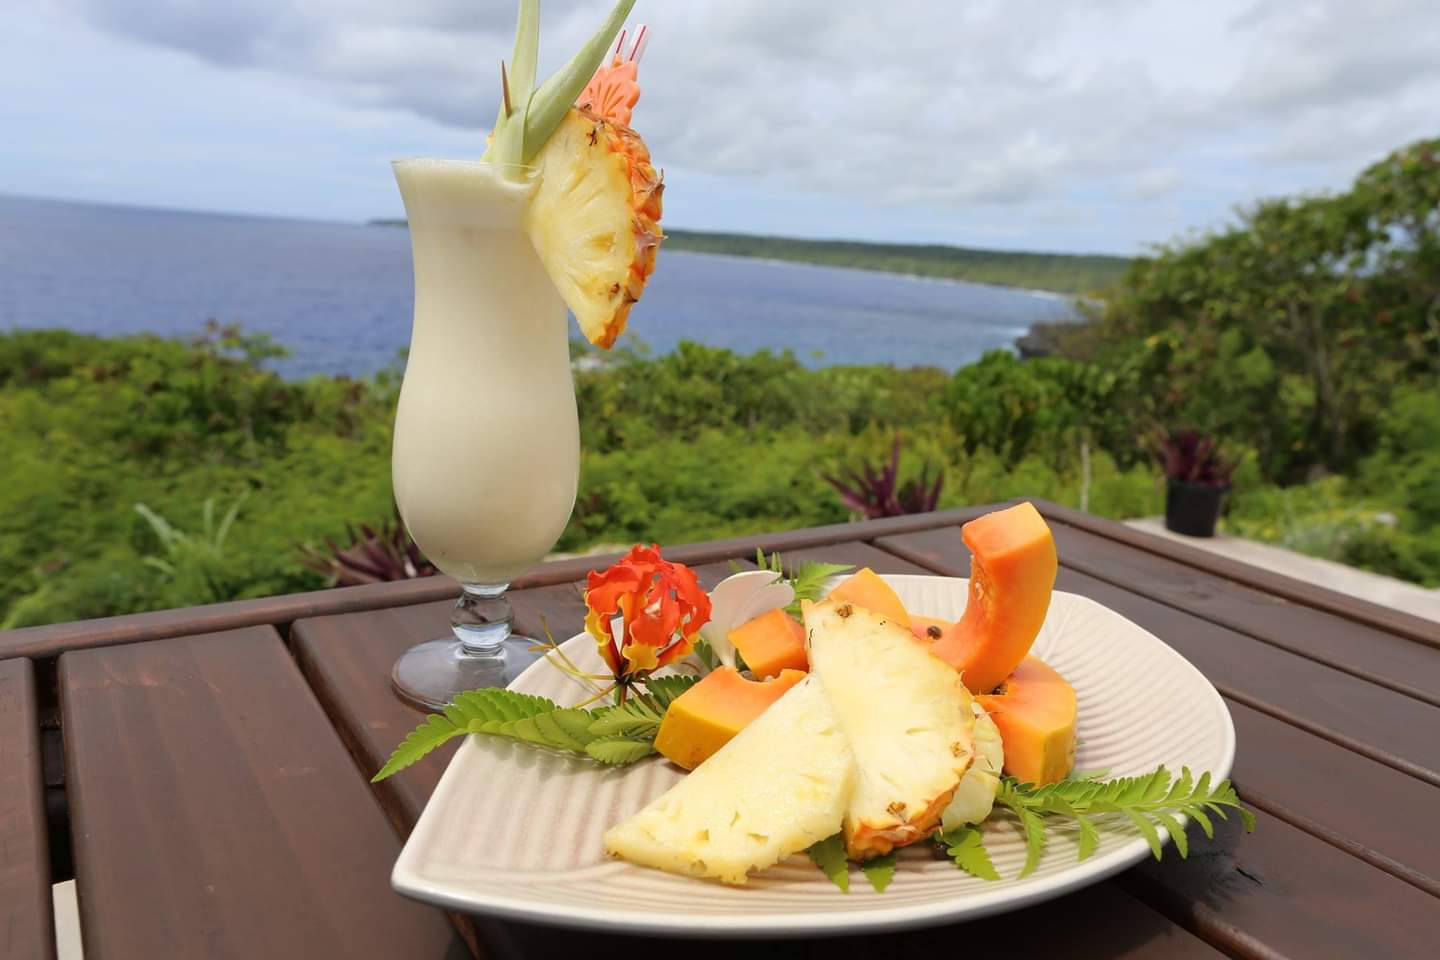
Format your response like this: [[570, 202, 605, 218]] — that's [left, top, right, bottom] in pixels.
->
[[1153, 428, 1235, 537]]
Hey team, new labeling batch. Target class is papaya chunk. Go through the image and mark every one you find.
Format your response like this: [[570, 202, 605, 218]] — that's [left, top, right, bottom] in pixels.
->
[[910, 614, 953, 644], [977, 656, 1076, 785], [930, 501, 1057, 695], [729, 607, 808, 679], [653, 667, 806, 770], [826, 567, 912, 630]]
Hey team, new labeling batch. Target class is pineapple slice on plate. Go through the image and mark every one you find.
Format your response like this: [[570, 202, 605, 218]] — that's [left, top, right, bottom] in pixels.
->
[[527, 107, 663, 349], [805, 599, 976, 859], [941, 702, 1005, 830], [603, 676, 855, 885]]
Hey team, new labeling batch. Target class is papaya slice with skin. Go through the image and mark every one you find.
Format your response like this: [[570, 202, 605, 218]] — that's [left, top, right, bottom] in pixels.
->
[[930, 502, 1057, 695], [729, 607, 808, 679], [826, 567, 912, 630], [653, 667, 806, 770], [977, 655, 1076, 785], [910, 615, 953, 644]]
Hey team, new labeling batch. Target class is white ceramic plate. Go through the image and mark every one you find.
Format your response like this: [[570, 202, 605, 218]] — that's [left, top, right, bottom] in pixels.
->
[[393, 575, 1235, 936]]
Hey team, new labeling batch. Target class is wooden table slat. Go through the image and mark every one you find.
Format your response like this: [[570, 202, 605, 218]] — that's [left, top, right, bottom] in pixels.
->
[[1035, 499, 1440, 648], [0, 508, 992, 661], [1125, 807, 1440, 960], [1225, 699, 1440, 897], [1045, 518, 1440, 707], [0, 658, 56, 960], [60, 626, 469, 960]]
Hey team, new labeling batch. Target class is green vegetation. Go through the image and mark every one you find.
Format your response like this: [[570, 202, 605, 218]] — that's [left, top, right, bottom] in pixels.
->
[[661, 229, 1131, 294], [1054, 136, 1440, 585], [4, 136, 1435, 629], [0, 328, 1162, 629]]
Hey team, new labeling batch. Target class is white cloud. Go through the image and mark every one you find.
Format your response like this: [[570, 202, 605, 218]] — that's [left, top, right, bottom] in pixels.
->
[[31, 0, 1440, 249]]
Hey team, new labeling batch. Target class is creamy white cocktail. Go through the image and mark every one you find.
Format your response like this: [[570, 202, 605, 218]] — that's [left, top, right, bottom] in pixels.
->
[[391, 161, 579, 586], [388, 162, 579, 705], [387, 0, 661, 707]]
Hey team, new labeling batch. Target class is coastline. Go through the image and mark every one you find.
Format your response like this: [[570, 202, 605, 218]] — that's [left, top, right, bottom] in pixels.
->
[[366, 217, 1125, 299], [659, 248, 1080, 303]]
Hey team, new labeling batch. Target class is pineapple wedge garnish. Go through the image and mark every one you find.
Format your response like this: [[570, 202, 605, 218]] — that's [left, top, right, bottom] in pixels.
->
[[805, 599, 976, 859], [527, 107, 663, 349], [603, 676, 855, 885]]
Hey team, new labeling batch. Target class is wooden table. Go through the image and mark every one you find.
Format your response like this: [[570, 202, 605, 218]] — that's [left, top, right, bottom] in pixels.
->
[[3, 500, 1437, 959]]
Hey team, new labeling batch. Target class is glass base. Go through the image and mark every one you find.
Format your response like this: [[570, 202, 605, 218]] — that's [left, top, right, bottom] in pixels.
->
[[391, 636, 542, 710]]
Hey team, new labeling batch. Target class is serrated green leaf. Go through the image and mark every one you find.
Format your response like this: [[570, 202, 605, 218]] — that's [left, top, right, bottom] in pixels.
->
[[753, 551, 854, 617], [587, 697, 662, 738], [1185, 805, 1215, 840], [1075, 813, 1099, 861], [1154, 812, 1189, 858], [785, 560, 854, 615], [371, 714, 465, 782], [941, 826, 1001, 881], [448, 692, 486, 724], [1015, 807, 1048, 878], [531, 712, 586, 752], [987, 765, 1253, 876], [692, 637, 720, 670], [860, 853, 896, 893], [551, 708, 598, 745], [585, 737, 656, 765], [509, 716, 549, 747], [806, 834, 850, 892], [645, 675, 699, 710], [1125, 810, 1164, 860]]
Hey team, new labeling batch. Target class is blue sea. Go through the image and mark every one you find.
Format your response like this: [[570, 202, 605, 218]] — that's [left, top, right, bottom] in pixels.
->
[[0, 193, 1079, 378]]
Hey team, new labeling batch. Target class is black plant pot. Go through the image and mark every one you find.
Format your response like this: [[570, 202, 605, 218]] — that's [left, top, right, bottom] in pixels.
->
[[1165, 481, 1229, 538]]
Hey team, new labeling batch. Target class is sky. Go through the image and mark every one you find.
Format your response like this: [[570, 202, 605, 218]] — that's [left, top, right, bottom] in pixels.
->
[[3, 0, 1438, 255]]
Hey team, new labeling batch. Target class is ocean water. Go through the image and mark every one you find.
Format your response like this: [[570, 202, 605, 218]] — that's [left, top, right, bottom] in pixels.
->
[[0, 193, 1078, 378]]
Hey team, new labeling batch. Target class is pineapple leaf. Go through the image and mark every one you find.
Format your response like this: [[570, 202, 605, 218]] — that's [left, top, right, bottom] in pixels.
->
[[585, 736, 656, 765], [488, 0, 540, 166], [940, 826, 1001, 882], [860, 853, 896, 893], [520, 0, 636, 163], [806, 834, 850, 893]]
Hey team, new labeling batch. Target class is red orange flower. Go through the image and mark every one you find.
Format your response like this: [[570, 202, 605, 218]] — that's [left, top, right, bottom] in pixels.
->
[[584, 544, 711, 683]]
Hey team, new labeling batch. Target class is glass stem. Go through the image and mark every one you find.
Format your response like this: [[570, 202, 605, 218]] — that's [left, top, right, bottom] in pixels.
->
[[453, 583, 513, 657]]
